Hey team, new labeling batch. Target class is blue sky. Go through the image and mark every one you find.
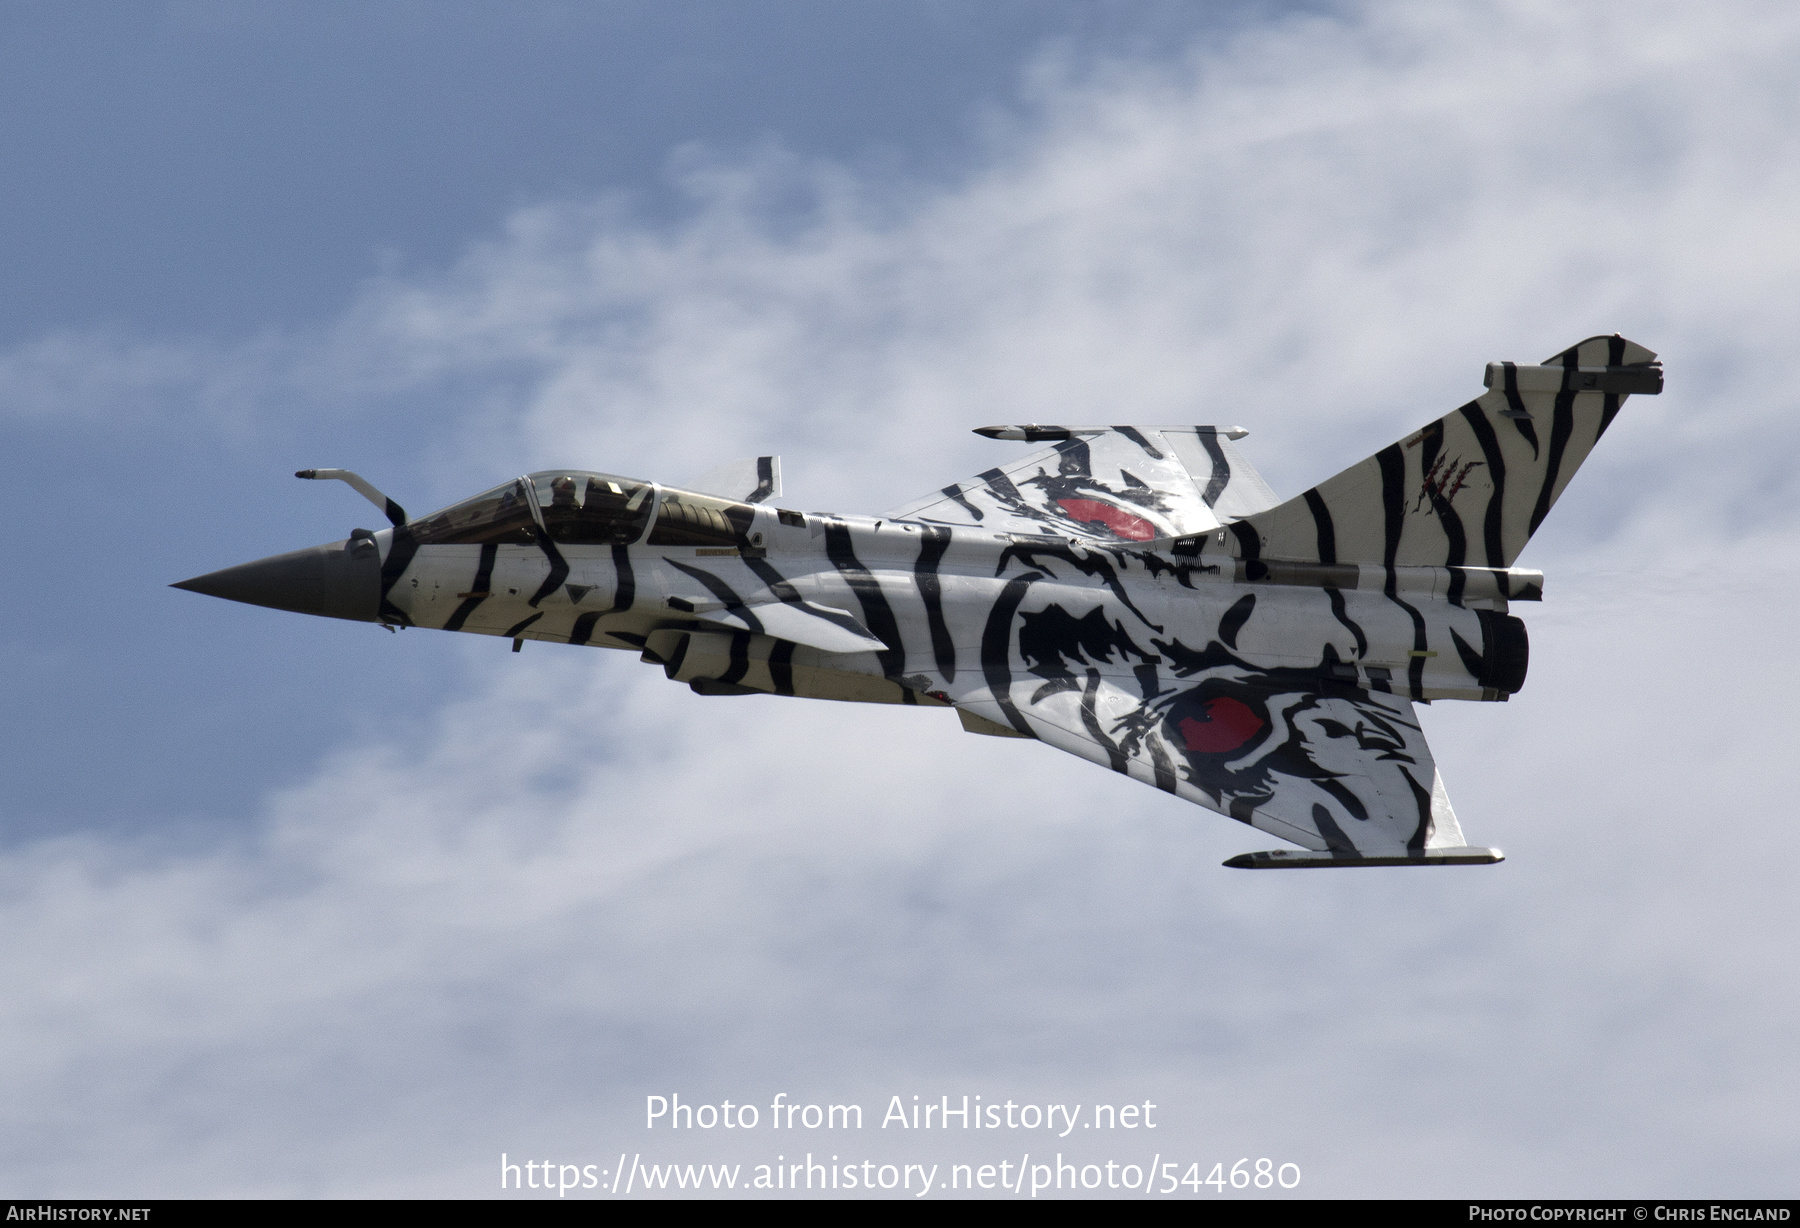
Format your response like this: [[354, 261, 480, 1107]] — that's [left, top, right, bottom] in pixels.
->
[[3, 0, 1798, 1199]]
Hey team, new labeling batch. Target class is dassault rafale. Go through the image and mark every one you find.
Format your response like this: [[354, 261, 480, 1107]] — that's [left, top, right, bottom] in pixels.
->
[[175, 335, 1661, 868]]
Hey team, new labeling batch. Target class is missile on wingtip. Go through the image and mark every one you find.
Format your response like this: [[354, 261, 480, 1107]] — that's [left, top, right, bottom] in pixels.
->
[[973, 424, 1249, 441], [1223, 848, 1506, 869]]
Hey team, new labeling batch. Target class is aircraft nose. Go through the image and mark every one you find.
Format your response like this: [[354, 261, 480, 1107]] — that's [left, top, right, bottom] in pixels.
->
[[171, 537, 382, 623]]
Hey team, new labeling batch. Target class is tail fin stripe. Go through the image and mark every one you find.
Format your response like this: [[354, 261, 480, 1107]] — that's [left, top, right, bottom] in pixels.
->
[[1404, 601, 1429, 699], [1377, 444, 1406, 570], [1456, 400, 1510, 571], [1500, 362, 1542, 457], [1530, 390, 1579, 536], [1439, 501, 1470, 606], [1500, 362, 1528, 418], [1230, 339, 1652, 581], [1599, 391, 1623, 436], [1375, 443, 1431, 699], [1303, 488, 1338, 564]]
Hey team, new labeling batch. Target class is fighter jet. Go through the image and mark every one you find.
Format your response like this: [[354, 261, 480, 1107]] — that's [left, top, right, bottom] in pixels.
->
[[174, 335, 1661, 868]]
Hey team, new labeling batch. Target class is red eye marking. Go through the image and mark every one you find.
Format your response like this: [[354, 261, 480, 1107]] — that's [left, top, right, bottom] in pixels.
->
[[1177, 697, 1265, 754], [1056, 498, 1156, 541]]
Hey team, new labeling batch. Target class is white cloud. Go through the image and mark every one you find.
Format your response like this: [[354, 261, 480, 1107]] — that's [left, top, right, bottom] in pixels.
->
[[5, 0, 1799, 1197]]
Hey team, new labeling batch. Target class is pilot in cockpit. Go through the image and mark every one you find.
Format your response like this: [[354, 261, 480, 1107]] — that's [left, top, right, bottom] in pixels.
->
[[550, 475, 581, 511]]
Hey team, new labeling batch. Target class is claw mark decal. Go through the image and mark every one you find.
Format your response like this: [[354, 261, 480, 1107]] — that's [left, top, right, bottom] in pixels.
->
[[1412, 453, 1483, 513]]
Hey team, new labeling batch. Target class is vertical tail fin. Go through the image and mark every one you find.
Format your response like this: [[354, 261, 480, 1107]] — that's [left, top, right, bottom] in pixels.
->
[[1229, 336, 1660, 570]]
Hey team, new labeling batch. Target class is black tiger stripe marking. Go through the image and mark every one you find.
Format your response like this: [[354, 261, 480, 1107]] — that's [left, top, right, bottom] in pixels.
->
[[747, 457, 776, 504], [1377, 444, 1406, 559], [442, 542, 498, 632], [1053, 437, 1093, 477], [1501, 362, 1541, 458], [1529, 350, 1580, 536], [1303, 488, 1336, 565], [942, 485, 984, 520], [609, 543, 636, 612], [528, 530, 569, 607], [1303, 483, 1369, 650], [914, 525, 957, 681], [978, 467, 1025, 506], [768, 639, 796, 695], [568, 611, 603, 646], [1456, 400, 1509, 573], [504, 611, 544, 639], [1400, 766, 1434, 852], [1197, 429, 1231, 507], [377, 525, 420, 627], [1219, 593, 1256, 649], [735, 544, 809, 611], [663, 558, 763, 635], [720, 631, 752, 684], [1316, 778, 1369, 823], [1377, 444, 1430, 698], [1228, 520, 1264, 580], [1325, 586, 1369, 657], [1599, 334, 1631, 436], [1598, 392, 1623, 436], [980, 569, 1044, 735], [1133, 663, 1160, 701], [1416, 419, 1443, 478], [567, 543, 639, 644], [1114, 426, 1164, 458], [823, 521, 905, 678], [1426, 476, 1469, 605], [1310, 803, 1360, 855]]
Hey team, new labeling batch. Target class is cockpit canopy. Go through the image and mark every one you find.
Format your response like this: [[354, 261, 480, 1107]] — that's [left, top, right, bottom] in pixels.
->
[[410, 472, 656, 546]]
